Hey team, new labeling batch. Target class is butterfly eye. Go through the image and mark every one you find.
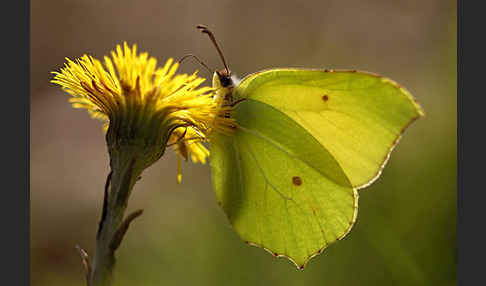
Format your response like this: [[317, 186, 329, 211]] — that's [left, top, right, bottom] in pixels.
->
[[220, 74, 232, 87], [216, 70, 233, 88]]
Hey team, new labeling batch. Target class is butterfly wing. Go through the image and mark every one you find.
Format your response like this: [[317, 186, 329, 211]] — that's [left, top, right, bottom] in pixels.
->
[[209, 69, 423, 268], [233, 69, 424, 188]]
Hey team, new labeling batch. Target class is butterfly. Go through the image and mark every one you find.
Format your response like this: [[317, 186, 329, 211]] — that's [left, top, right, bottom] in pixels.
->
[[197, 25, 424, 269]]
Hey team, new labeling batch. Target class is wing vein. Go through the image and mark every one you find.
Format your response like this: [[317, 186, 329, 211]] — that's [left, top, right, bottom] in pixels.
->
[[238, 125, 350, 188], [244, 143, 293, 201]]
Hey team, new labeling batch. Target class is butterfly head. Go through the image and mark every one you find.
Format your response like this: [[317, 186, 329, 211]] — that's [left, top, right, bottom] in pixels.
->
[[198, 25, 243, 106], [198, 25, 234, 90], [216, 69, 233, 88]]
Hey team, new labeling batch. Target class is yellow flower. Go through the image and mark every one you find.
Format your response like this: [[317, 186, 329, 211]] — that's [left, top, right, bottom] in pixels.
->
[[52, 42, 235, 178]]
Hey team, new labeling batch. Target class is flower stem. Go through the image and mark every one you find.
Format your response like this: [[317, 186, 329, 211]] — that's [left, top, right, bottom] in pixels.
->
[[90, 150, 143, 286]]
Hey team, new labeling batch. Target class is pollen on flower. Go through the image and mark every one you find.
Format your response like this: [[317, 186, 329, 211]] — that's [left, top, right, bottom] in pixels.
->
[[52, 42, 235, 174]]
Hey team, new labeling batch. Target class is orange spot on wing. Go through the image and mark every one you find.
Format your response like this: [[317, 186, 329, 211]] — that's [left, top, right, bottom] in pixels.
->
[[292, 176, 302, 186]]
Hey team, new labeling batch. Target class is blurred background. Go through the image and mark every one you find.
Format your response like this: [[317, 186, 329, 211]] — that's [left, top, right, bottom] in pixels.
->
[[31, 0, 456, 285]]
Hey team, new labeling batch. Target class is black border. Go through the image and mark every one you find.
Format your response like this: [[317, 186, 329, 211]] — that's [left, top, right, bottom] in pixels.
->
[[5, 0, 29, 284], [458, 0, 486, 285]]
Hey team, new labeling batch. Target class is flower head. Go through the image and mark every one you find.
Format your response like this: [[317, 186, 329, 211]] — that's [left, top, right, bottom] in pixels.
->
[[52, 42, 235, 176]]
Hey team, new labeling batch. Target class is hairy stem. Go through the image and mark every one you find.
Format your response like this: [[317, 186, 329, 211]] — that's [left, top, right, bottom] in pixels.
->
[[90, 150, 143, 286]]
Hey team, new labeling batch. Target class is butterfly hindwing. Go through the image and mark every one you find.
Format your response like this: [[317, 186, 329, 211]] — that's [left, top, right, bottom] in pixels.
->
[[210, 99, 357, 268]]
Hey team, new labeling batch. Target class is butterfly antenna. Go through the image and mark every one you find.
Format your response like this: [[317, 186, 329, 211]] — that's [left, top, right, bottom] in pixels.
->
[[197, 24, 230, 75], [178, 54, 213, 75]]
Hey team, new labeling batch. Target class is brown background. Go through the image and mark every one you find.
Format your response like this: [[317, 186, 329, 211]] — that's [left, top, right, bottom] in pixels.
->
[[31, 1, 456, 285]]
